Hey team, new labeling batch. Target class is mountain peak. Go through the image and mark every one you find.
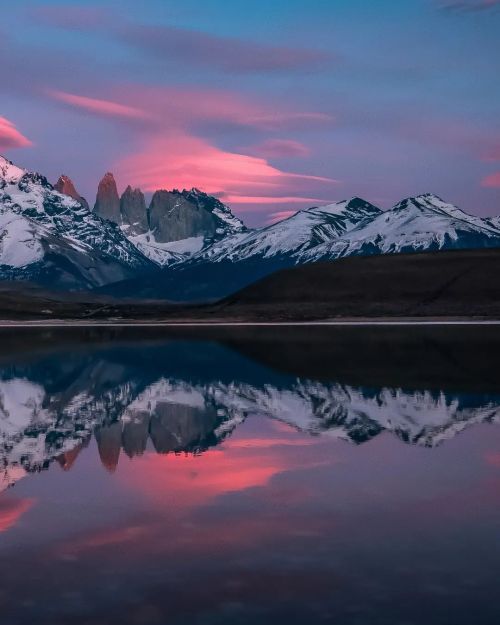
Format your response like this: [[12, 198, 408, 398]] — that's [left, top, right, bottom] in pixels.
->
[[0, 155, 26, 184], [414, 193, 445, 202], [308, 197, 381, 217], [120, 185, 148, 235], [393, 193, 456, 214], [122, 184, 143, 196], [54, 174, 89, 210], [54, 174, 77, 196], [0, 156, 153, 283], [94, 172, 120, 223], [347, 195, 375, 205]]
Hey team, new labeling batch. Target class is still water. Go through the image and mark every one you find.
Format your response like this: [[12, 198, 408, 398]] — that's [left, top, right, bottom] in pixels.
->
[[1, 325, 500, 625]]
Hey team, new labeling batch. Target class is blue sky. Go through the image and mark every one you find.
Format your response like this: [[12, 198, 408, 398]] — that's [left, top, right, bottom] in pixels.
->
[[1, 0, 499, 225]]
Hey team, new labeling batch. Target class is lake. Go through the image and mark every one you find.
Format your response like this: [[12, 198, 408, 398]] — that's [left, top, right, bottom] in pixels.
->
[[1, 325, 500, 625]]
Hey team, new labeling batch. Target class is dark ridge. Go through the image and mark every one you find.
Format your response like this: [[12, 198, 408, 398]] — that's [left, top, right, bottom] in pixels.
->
[[219, 248, 500, 319], [1, 248, 500, 323]]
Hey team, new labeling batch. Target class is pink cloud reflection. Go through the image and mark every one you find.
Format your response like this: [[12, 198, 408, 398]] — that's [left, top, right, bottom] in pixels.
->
[[0, 497, 35, 533]]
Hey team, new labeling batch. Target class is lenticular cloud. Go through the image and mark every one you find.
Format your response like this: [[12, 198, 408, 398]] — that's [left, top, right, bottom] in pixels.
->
[[0, 117, 32, 150]]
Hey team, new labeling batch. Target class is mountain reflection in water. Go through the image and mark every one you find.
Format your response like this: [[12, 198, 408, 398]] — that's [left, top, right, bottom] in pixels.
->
[[1, 326, 500, 625], [2, 327, 500, 490]]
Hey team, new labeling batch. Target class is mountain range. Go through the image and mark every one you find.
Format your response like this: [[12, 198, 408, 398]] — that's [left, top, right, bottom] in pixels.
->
[[2, 154, 500, 299]]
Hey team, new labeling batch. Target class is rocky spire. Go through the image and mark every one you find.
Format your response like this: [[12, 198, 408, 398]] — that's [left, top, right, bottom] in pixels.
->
[[54, 174, 89, 210], [94, 172, 120, 223], [120, 185, 148, 235], [149, 189, 217, 243]]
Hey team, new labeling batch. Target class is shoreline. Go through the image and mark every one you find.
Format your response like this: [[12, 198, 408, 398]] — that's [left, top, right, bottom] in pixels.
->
[[1, 318, 500, 327]]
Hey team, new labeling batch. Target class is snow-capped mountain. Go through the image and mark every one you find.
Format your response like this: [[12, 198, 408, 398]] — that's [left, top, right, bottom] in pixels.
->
[[125, 187, 246, 266], [2, 153, 500, 298], [191, 197, 381, 264], [110, 192, 500, 302], [87, 170, 247, 266], [0, 156, 154, 289], [298, 194, 500, 263], [187, 193, 500, 267]]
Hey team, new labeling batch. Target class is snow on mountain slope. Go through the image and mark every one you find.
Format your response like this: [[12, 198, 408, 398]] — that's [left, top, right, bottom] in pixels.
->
[[414, 193, 497, 230], [126, 233, 210, 266], [0, 212, 44, 267], [297, 194, 500, 263], [486, 216, 500, 231], [126, 233, 189, 266], [191, 197, 382, 264], [0, 158, 25, 183], [0, 156, 154, 287], [181, 193, 500, 271]]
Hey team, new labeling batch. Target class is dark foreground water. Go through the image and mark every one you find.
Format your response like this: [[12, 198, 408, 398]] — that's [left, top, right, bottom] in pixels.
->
[[1, 325, 500, 625]]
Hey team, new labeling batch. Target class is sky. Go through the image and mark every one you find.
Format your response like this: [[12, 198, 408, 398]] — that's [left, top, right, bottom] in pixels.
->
[[0, 0, 499, 226]]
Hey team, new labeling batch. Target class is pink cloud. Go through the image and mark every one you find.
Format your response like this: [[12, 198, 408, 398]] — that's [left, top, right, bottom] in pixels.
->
[[47, 90, 151, 121], [111, 85, 334, 132], [245, 139, 311, 158], [45, 85, 337, 210], [481, 172, 500, 187], [47, 86, 333, 133], [115, 133, 337, 206], [0, 116, 32, 150]]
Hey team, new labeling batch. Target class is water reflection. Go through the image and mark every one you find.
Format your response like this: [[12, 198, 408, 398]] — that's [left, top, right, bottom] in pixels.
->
[[1, 327, 500, 625], [1, 327, 500, 491]]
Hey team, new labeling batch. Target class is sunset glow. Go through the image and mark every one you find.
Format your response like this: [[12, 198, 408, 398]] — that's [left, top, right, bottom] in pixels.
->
[[1, 0, 498, 222]]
